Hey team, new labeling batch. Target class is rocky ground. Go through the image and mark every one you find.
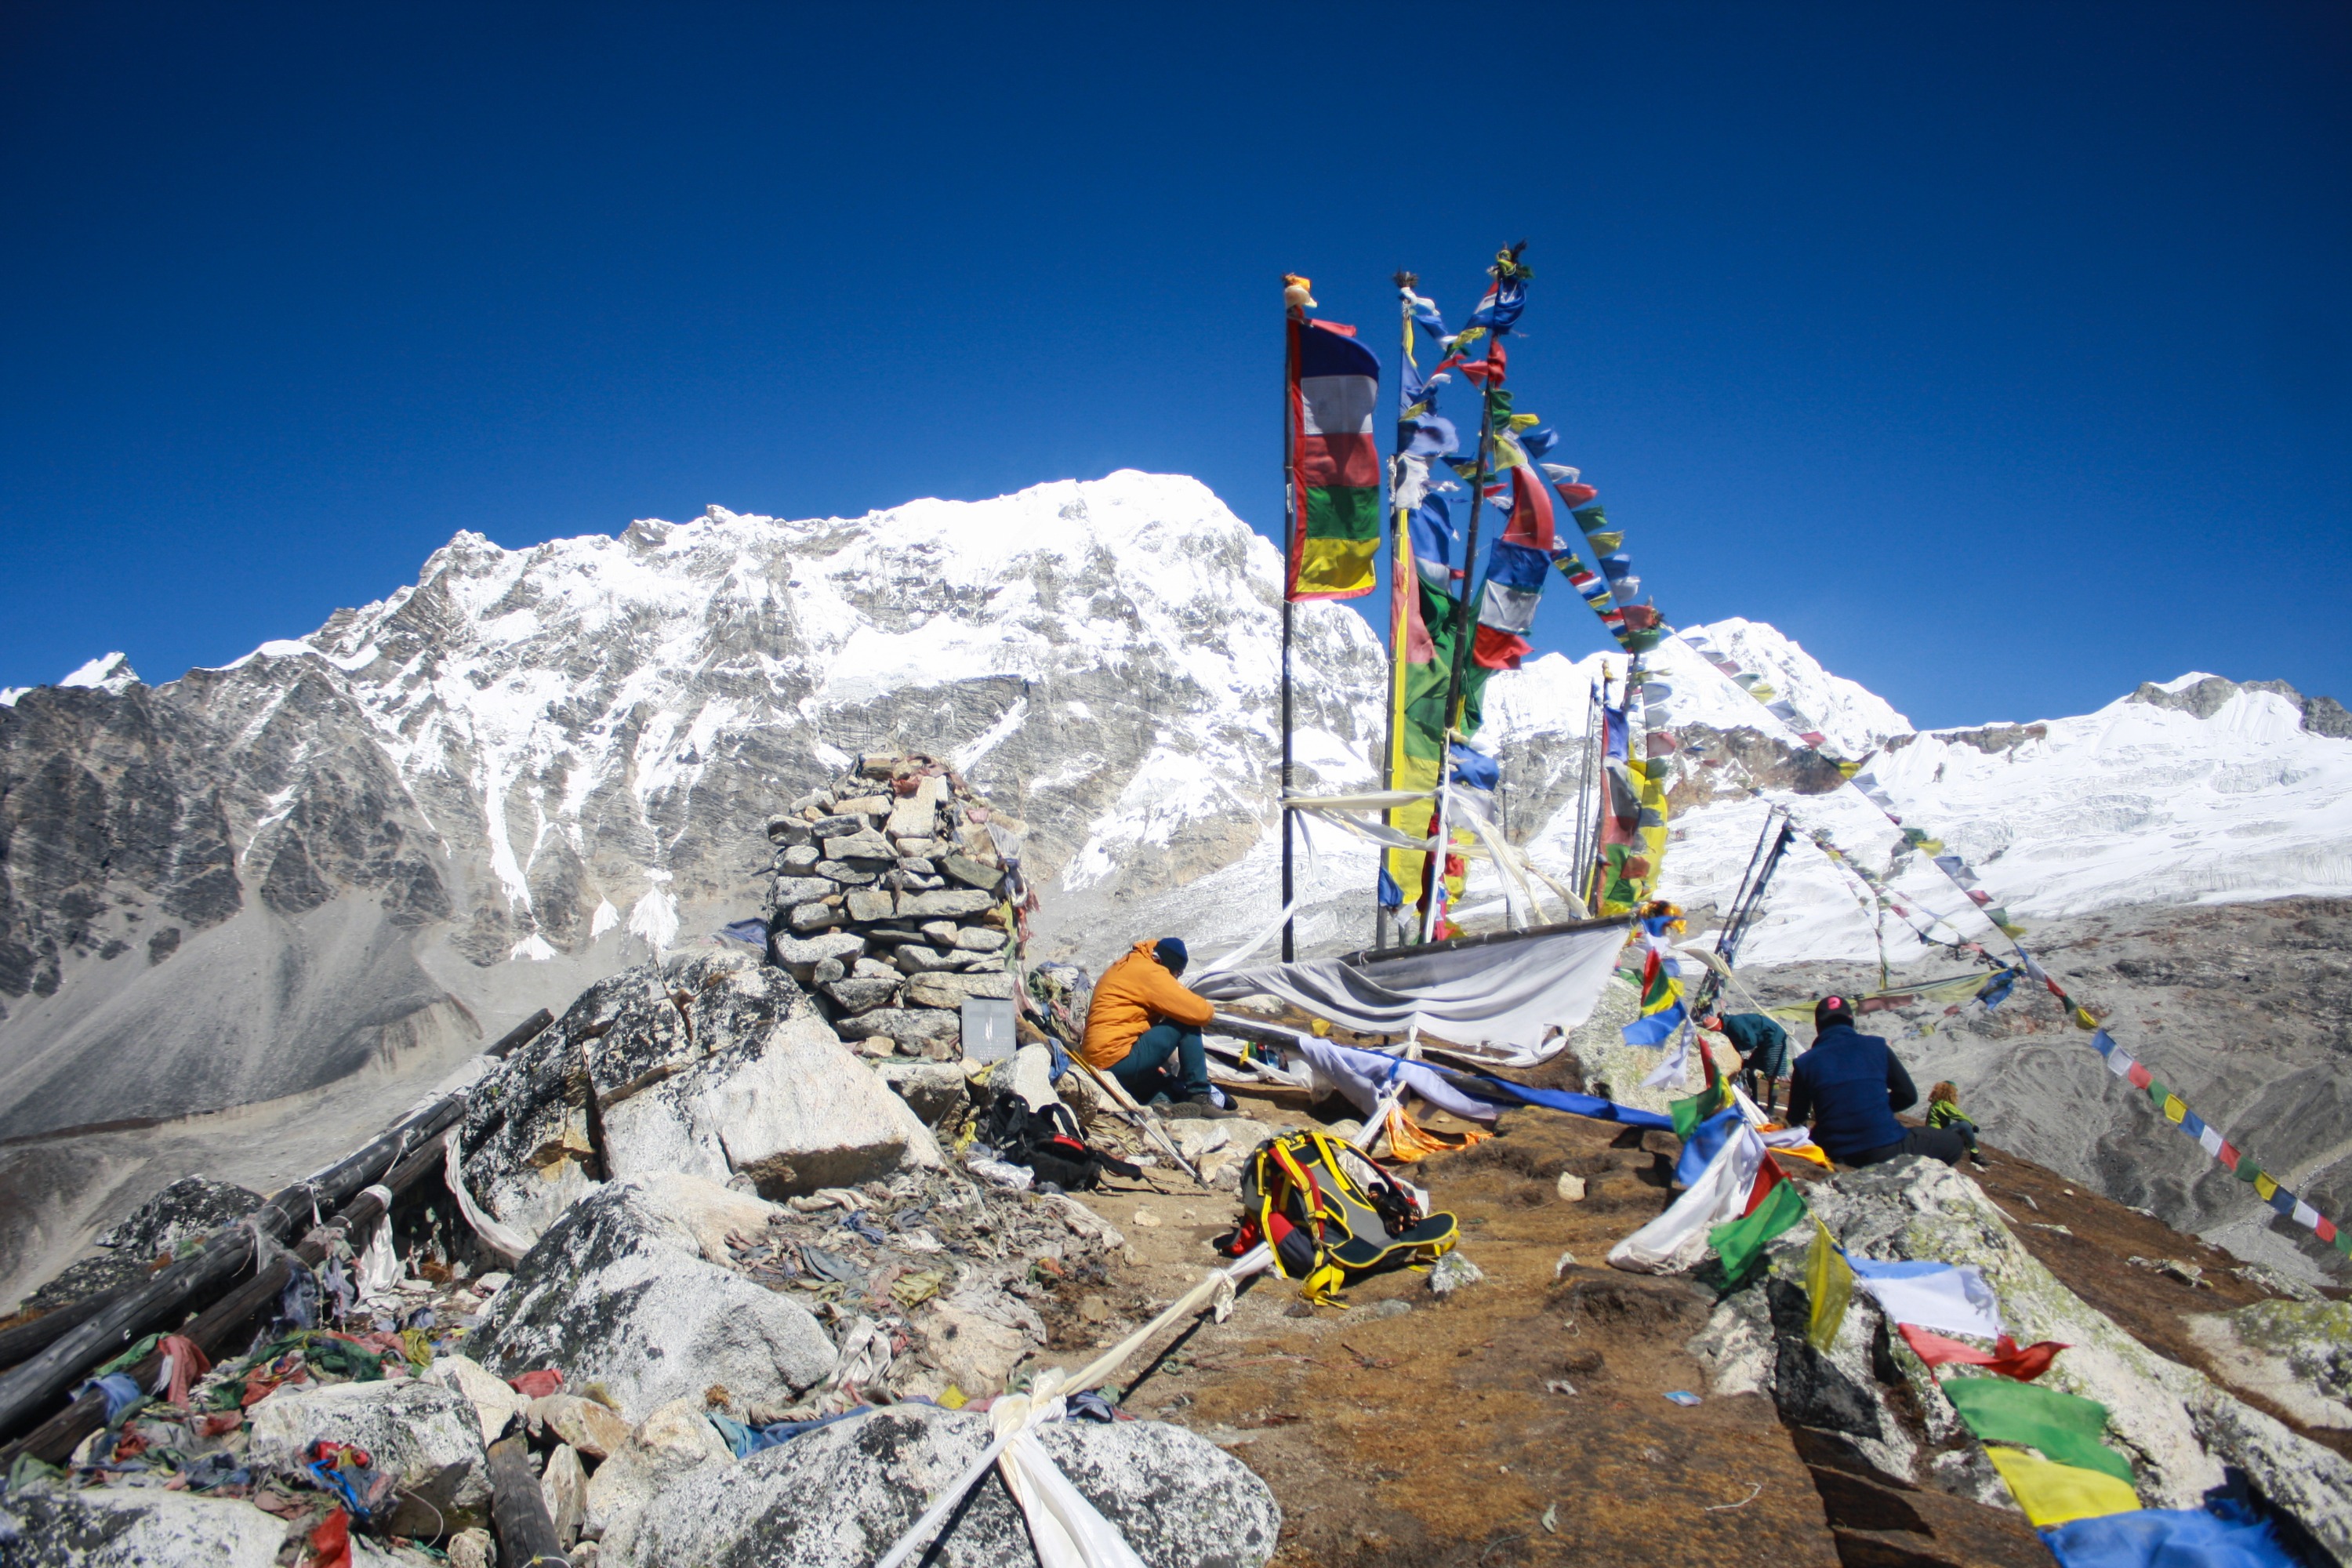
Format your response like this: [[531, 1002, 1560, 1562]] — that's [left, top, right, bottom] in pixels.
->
[[1716, 895, 2352, 1285], [9, 966, 2349, 1566]]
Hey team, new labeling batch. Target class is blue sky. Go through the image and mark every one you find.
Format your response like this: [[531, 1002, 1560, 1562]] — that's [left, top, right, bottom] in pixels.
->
[[2, 2, 2345, 728]]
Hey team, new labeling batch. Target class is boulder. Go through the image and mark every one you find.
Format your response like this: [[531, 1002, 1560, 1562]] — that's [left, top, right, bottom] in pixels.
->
[[0, 1486, 286, 1567], [939, 854, 1005, 895], [877, 1060, 971, 1124], [844, 889, 897, 922], [834, 1006, 962, 1047], [835, 793, 893, 816], [771, 931, 867, 981], [533, 1392, 632, 1459], [459, 951, 938, 1236], [898, 887, 996, 920], [891, 944, 967, 975], [887, 775, 948, 839], [425, 1351, 530, 1445], [906, 971, 1016, 1009], [788, 900, 844, 933], [823, 828, 894, 861], [953, 926, 1008, 953], [1007, 1044, 1065, 1115], [821, 977, 900, 1015], [607, 1404, 1279, 1567], [812, 858, 880, 885], [1685, 1158, 2352, 1558], [771, 875, 834, 907], [808, 813, 870, 839], [584, 1395, 736, 1557], [543, 1443, 588, 1548], [2187, 1298, 2352, 1432], [779, 843, 820, 872], [247, 1379, 491, 1536], [481, 1174, 840, 1423]]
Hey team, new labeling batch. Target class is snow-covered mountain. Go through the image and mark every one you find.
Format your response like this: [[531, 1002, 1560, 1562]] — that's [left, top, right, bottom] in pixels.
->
[[0, 473, 1385, 1147], [4, 469, 2348, 1292]]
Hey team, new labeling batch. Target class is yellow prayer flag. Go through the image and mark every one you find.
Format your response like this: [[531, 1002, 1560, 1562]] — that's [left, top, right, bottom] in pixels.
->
[[1984, 1446, 2140, 1528], [2255, 1173, 2280, 1202], [2163, 1095, 2187, 1123], [1805, 1220, 1852, 1352], [2072, 1006, 2100, 1030]]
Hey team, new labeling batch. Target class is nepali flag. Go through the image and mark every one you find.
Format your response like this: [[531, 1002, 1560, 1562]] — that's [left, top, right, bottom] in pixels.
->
[[1288, 317, 1381, 601]]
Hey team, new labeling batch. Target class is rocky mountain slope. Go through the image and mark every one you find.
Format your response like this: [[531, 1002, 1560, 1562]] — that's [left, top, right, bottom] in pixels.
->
[[4, 471, 2349, 1301]]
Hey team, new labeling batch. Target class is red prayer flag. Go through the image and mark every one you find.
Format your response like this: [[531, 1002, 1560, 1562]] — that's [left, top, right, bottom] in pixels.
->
[[1740, 1156, 1787, 1219], [1898, 1323, 2068, 1381]]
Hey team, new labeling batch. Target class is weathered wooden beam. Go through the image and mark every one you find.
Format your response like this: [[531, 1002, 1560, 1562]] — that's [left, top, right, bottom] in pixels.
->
[[0, 1089, 469, 1442], [488, 1432, 571, 1566], [1, 1131, 456, 1467], [488, 1008, 555, 1059], [0, 1283, 132, 1374]]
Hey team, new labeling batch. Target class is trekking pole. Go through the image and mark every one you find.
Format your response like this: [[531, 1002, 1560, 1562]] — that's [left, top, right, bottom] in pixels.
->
[[1079, 1060, 1205, 1184]]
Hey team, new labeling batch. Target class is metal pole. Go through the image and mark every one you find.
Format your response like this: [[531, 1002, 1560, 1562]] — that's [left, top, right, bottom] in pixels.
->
[[1377, 272, 1417, 953], [1281, 299, 1298, 964]]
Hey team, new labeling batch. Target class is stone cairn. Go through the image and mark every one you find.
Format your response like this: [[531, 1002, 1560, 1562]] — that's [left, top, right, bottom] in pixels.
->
[[764, 754, 1025, 1060]]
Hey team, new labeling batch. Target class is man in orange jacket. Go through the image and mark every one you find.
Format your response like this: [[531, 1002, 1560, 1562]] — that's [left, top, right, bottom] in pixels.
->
[[1080, 938, 1219, 1108]]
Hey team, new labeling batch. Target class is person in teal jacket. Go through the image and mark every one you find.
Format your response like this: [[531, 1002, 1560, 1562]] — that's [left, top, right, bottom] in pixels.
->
[[1704, 1011, 1791, 1113]]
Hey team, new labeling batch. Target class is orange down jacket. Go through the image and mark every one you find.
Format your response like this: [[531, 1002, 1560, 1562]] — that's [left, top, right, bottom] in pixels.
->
[[1079, 941, 1216, 1069]]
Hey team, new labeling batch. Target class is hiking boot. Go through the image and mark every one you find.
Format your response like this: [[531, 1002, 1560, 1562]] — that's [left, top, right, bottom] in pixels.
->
[[1969, 1152, 1991, 1170]]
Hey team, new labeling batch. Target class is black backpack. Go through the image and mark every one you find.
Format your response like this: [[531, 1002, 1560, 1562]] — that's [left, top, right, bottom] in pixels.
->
[[984, 1095, 1141, 1191]]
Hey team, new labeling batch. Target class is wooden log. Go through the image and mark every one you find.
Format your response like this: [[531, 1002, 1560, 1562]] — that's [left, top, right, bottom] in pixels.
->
[[1, 1131, 457, 1468], [488, 1007, 555, 1059], [488, 1432, 571, 1566], [0, 1089, 470, 1442], [0, 1283, 132, 1374]]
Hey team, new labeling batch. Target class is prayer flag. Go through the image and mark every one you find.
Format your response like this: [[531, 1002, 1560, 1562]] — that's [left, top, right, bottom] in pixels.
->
[[1708, 1161, 1807, 1284], [1897, 1324, 2067, 1381], [1806, 1221, 1853, 1352], [1622, 997, 1687, 1047], [1673, 1103, 1741, 1181], [1984, 1448, 2141, 1529], [1846, 1257, 2003, 1340], [1472, 538, 1550, 670], [1942, 1378, 2133, 1483], [2041, 1504, 2299, 1568], [1287, 316, 1381, 601]]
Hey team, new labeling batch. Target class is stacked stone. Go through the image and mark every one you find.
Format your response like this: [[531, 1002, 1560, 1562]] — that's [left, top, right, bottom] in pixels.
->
[[763, 757, 1020, 1060]]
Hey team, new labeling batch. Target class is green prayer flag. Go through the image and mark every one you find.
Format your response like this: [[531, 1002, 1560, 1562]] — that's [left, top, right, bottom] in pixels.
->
[[1940, 1376, 2132, 1483], [1670, 1076, 1728, 1140], [1708, 1173, 1807, 1285]]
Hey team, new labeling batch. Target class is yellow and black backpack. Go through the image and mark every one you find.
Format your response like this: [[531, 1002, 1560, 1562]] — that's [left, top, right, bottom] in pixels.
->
[[1219, 1128, 1458, 1304]]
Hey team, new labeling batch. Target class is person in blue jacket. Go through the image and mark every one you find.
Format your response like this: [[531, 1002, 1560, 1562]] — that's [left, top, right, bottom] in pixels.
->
[[1784, 996, 1967, 1168]]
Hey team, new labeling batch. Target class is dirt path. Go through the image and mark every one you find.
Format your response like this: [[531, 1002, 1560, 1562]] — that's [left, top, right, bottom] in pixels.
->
[[1051, 1092, 2343, 1566]]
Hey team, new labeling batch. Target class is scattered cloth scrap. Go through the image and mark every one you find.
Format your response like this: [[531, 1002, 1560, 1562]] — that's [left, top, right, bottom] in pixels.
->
[[1898, 1323, 2067, 1381]]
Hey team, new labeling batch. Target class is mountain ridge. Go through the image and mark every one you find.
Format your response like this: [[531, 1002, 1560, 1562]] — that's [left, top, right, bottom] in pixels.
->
[[2, 470, 2347, 1298]]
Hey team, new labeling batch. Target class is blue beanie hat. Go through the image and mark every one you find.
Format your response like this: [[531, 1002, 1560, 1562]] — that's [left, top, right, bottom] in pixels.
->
[[1154, 938, 1189, 975]]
